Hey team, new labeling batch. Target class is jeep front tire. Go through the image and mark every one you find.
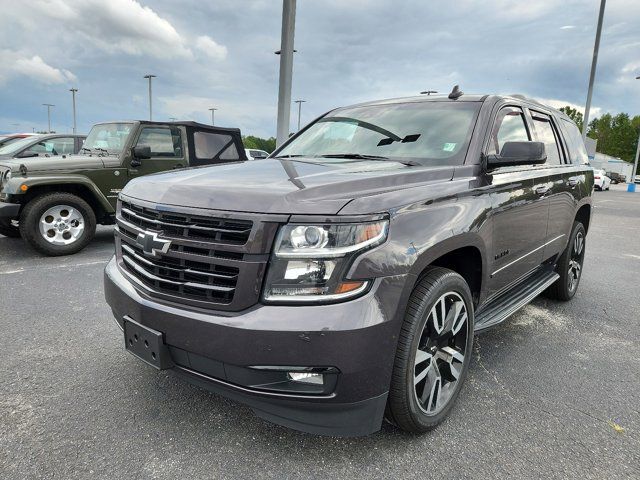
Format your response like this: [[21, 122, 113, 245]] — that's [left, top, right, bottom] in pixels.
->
[[19, 192, 96, 256]]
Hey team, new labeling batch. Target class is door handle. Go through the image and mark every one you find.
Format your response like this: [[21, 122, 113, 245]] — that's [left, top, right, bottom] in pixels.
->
[[535, 185, 549, 196]]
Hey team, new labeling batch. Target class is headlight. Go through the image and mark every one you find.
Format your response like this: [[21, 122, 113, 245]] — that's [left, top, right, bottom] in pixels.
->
[[263, 220, 388, 303]]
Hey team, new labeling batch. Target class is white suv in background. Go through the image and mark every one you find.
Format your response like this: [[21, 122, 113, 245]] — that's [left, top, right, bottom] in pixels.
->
[[593, 169, 611, 191], [245, 148, 269, 160]]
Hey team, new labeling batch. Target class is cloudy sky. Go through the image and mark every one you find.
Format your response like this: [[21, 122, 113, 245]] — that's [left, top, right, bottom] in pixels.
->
[[1, 0, 639, 137]]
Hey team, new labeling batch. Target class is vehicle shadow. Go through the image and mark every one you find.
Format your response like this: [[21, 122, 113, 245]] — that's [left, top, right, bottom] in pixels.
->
[[0, 225, 115, 261]]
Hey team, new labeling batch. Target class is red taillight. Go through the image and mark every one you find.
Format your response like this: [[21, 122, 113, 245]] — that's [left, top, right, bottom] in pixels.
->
[[594, 175, 600, 179]]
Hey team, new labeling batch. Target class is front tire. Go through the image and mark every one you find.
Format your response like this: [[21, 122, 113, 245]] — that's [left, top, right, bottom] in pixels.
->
[[386, 267, 474, 433], [545, 221, 586, 301], [19, 193, 96, 256]]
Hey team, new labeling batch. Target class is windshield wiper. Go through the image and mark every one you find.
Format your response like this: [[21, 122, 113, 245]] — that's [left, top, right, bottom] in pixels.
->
[[92, 147, 108, 155], [273, 154, 303, 158], [80, 147, 92, 154], [320, 153, 420, 166], [321, 153, 388, 159]]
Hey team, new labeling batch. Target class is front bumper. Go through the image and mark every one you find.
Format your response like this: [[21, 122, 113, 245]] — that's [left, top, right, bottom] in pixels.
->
[[0, 201, 20, 220], [104, 256, 412, 436]]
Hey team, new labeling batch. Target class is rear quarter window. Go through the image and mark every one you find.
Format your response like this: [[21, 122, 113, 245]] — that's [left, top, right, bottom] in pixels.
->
[[560, 119, 589, 165], [194, 132, 239, 161]]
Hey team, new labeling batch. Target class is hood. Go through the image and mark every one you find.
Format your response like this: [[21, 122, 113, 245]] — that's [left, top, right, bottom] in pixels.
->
[[0, 155, 106, 173], [122, 158, 454, 215]]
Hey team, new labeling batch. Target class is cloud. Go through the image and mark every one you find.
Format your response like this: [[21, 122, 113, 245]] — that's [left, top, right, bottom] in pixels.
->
[[13, 0, 227, 61], [49, 0, 192, 58], [0, 52, 76, 85], [195, 36, 228, 60], [158, 94, 275, 136], [534, 97, 602, 118], [0, 0, 639, 136]]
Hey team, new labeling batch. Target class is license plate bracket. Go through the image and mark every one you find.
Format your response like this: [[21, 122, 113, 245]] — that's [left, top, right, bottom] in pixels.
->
[[123, 317, 173, 370]]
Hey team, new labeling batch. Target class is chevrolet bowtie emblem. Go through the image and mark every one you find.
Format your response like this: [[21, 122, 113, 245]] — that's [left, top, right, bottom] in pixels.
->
[[136, 231, 171, 257]]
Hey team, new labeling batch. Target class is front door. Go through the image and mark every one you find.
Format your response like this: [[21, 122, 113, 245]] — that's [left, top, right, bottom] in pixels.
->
[[485, 106, 550, 298], [128, 125, 186, 179]]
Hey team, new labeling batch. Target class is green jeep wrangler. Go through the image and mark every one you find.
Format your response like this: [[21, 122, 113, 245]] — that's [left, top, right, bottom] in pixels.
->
[[0, 121, 247, 255]]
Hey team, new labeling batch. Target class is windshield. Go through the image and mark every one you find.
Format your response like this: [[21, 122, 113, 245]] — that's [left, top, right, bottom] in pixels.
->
[[0, 136, 37, 155], [276, 101, 480, 165], [83, 123, 133, 153], [1, 136, 27, 147]]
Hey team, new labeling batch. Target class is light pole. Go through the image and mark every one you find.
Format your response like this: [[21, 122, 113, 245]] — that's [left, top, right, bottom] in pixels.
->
[[582, 0, 606, 141], [144, 74, 156, 121], [420, 90, 438, 95], [43, 103, 55, 133], [294, 99, 305, 131], [276, 0, 297, 147], [629, 75, 640, 191], [208, 108, 218, 126], [69, 88, 78, 134]]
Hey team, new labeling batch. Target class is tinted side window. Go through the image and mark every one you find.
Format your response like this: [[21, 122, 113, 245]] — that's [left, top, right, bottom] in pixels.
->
[[487, 107, 530, 155], [531, 113, 562, 165], [560, 119, 589, 164], [136, 127, 182, 157], [194, 132, 239, 160]]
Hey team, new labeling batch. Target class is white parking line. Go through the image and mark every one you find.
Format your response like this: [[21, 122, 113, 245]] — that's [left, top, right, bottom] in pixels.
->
[[0, 259, 108, 275]]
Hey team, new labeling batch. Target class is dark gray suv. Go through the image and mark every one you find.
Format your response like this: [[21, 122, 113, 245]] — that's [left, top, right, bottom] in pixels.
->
[[104, 90, 593, 436]]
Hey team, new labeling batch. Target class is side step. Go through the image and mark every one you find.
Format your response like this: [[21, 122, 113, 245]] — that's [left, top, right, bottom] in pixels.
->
[[474, 269, 559, 332]]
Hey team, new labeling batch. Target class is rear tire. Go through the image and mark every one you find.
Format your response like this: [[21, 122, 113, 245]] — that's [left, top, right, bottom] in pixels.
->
[[385, 267, 474, 433], [545, 221, 586, 301], [0, 218, 20, 238], [19, 192, 96, 256]]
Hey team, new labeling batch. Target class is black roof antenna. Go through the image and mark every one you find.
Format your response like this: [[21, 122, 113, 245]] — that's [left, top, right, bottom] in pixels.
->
[[448, 85, 463, 100]]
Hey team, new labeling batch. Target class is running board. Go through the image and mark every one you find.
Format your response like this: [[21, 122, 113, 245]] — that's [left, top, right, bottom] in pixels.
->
[[474, 269, 559, 332]]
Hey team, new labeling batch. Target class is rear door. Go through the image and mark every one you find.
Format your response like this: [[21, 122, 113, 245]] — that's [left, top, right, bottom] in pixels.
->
[[528, 110, 578, 261], [128, 125, 186, 178], [485, 105, 551, 298]]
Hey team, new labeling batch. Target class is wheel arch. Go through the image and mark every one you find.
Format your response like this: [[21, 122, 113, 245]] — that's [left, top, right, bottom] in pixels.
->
[[408, 234, 487, 308], [575, 203, 591, 233], [17, 179, 113, 223]]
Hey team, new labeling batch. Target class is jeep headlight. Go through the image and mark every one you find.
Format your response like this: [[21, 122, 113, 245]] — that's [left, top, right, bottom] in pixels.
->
[[263, 219, 388, 303]]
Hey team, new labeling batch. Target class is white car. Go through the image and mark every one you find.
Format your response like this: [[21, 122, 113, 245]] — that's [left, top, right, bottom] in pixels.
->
[[593, 169, 611, 191], [245, 148, 269, 160]]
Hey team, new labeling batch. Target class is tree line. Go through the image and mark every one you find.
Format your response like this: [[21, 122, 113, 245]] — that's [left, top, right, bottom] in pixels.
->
[[243, 135, 276, 153], [560, 106, 640, 168]]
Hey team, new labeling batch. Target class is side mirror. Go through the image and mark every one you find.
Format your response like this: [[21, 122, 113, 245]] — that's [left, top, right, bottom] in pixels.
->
[[132, 145, 152, 160], [16, 150, 38, 159], [486, 141, 546, 169]]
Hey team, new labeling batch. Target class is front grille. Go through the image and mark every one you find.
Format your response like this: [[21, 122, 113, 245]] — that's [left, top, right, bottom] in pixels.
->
[[121, 242, 238, 304], [120, 200, 252, 245], [115, 197, 280, 311]]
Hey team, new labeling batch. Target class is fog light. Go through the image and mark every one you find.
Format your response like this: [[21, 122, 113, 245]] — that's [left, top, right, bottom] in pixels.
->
[[287, 372, 324, 384]]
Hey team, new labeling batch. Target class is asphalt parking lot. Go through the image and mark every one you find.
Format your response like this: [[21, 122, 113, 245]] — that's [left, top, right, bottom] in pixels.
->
[[1, 185, 639, 479]]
